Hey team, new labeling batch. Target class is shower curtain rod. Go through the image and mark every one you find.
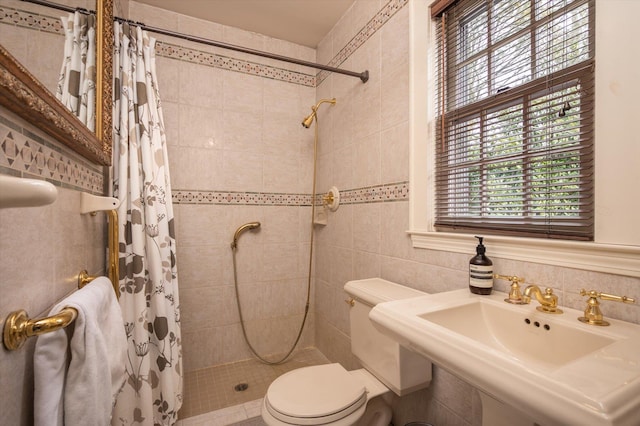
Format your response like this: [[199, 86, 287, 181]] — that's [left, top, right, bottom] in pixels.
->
[[21, 0, 92, 15], [117, 18, 370, 83], [21, 0, 370, 83]]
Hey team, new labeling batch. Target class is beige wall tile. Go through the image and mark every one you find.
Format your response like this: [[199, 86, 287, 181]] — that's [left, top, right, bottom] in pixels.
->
[[380, 121, 410, 183]]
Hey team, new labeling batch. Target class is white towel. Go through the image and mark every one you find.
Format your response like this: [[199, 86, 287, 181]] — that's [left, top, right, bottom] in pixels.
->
[[34, 276, 127, 426]]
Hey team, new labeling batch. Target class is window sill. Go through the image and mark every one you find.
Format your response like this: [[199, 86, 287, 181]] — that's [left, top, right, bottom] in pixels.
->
[[409, 230, 640, 278]]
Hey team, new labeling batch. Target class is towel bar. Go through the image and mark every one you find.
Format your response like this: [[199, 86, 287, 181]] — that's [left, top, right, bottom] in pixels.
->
[[3, 307, 77, 351], [2, 271, 115, 351]]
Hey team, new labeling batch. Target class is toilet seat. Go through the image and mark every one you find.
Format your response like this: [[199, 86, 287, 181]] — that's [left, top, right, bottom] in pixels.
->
[[264, 363, 367, 425]]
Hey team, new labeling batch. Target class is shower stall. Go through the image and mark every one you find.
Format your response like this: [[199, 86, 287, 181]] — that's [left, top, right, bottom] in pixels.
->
[[161, 43, 346, 375], [230, 99, 336, 366], [118, 0, 384, 422]]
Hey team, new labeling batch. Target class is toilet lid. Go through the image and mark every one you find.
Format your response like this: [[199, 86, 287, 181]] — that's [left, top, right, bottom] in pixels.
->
[[265, 363, 367, 424]]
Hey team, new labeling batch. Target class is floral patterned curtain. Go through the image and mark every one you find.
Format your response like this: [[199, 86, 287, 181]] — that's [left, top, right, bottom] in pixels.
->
[[112, 22, 182, 426], [56, 11, 96, 131]]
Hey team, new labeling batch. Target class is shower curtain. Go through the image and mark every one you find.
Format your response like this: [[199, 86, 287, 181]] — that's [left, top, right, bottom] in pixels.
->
[[112, 22, 182, 425], [56, 11, 96, 131]]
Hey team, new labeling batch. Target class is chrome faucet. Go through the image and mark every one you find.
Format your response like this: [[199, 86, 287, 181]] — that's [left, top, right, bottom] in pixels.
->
[[522, 285, 563, 314]]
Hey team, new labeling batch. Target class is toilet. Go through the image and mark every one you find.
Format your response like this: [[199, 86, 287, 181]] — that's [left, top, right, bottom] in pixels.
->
[[262, 278, 432, 426]]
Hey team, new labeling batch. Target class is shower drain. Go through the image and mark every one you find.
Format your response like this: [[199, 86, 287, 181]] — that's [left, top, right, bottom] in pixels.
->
[[234, 383, 249, 392]]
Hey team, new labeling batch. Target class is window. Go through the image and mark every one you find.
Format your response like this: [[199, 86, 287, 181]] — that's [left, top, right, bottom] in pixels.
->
[[408, 0, 640, 277], [433, 0, 595, 240]]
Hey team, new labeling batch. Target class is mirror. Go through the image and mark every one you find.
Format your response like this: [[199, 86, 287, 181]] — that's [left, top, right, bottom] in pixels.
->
[[0, 0, 112, 165]]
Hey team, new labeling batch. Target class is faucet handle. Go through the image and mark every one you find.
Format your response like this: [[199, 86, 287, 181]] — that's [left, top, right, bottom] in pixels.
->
[[494, 274, 526, 304], [578, 289, 636, 326]]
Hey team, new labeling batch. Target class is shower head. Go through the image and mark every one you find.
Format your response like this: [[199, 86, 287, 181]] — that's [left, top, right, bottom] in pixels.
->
[[231, 221, 261, 249], [301, 113, 315, 129], [301, 98, 337, 128]]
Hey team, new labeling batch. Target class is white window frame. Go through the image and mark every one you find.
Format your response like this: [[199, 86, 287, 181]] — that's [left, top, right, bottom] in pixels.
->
[[408, 0, 640, 278]]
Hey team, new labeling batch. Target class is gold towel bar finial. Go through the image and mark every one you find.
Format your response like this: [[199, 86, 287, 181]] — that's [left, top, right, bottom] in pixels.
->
[[78, 269, 95, 288], [3, 307, 77, 351]]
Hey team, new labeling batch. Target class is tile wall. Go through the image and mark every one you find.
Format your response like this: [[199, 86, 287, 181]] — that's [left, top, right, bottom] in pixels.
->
[[129, 0, 419, 374], [0, 0, 94, 93], [0, 105, 106, 426], [312, 1, 640, 426], [1, 5, 105, 425], [1, 0, 638, 425], [126, 0, 321, 372]]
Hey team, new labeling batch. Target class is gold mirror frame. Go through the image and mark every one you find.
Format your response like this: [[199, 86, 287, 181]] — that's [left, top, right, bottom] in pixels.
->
[[0, 0, 113, 166]]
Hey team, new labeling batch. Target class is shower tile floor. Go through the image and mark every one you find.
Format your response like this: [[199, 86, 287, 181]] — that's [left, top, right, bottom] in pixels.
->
[[178, 348, 330, 425]]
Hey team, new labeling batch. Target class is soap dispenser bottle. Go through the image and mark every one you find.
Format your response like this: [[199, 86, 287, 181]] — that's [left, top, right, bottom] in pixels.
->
[[469, 236, 493, 295]]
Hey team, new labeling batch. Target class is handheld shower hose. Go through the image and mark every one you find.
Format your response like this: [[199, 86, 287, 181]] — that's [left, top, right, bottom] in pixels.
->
[[231, 221, 260, 249], [230, 99, 336, 365]]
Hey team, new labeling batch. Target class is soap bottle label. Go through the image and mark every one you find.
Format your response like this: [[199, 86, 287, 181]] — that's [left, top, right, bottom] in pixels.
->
[[470, 265, 493, 288]]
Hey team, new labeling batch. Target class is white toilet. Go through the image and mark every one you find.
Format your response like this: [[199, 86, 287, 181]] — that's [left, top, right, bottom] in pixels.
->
[[262, 278, 432, 426]]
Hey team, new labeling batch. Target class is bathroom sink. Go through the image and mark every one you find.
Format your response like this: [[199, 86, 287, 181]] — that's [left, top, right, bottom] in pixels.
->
[[370, 289, 640, 426], [420, 300, 615, 370]]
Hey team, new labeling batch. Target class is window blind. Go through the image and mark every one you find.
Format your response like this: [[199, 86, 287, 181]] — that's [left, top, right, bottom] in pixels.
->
[[433, 0, 595, 240]]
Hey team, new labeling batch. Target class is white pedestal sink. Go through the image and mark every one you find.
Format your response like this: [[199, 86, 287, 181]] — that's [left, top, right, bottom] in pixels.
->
[[370, 289, 640, 426]]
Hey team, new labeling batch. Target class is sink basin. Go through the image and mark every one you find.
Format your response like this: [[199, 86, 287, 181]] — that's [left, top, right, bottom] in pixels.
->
[[370, 289, 640, 426], [420, 300, 615, 370]]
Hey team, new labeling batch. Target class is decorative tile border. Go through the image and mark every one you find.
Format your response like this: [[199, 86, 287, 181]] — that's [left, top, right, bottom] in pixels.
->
[[172, 182, 409, 206], [172, 190, 312, 206], [340, 181, 409, 204], [316, 0, 409, 85], [0, 112, 104, 194], [0, 5, 64, 35], [155, 42, 316, 87]]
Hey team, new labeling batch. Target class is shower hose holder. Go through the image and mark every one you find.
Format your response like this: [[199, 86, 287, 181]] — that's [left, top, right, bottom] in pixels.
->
[[323, 186, 340, 212]]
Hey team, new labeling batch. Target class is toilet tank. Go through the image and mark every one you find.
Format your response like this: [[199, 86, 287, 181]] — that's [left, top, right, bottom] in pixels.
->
[[344, 278, 432, 396]]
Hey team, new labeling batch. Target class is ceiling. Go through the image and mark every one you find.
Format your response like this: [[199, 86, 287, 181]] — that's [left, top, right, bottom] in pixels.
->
[[134, 0, 356, 48]]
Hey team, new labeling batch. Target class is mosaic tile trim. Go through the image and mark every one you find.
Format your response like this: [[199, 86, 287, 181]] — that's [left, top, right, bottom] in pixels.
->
[[339, 181, 409, 204], [155, 42, 316, 87], [0, 115, 104, 194], [316, 0, 409, 85], [172, 182, 409, 206], [172, 190, 313, 206], [0, 6, 64, 35]]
